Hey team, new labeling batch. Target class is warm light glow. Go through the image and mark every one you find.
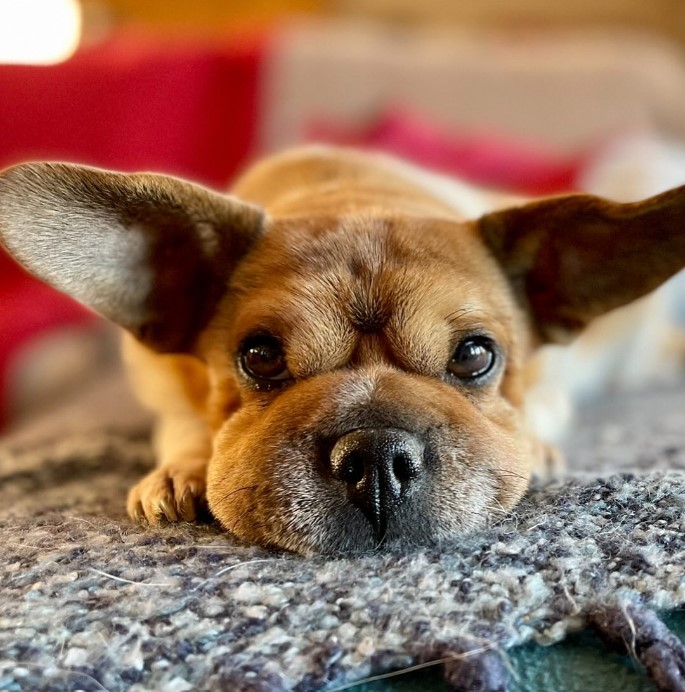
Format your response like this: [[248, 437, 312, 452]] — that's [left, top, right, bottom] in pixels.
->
[[0, 0, 81, 65]]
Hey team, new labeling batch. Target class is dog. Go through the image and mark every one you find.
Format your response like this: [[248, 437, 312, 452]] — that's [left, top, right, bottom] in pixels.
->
[[1, 145, 684, 555]]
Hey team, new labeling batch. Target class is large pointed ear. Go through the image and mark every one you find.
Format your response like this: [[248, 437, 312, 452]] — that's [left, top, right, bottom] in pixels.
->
[[0, 163, 264, 353], [478, 186, 685, 342]]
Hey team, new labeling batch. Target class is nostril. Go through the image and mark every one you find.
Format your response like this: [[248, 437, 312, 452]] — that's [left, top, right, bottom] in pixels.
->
[[392, 452, 420, 484], [339, 452, 365, 486]]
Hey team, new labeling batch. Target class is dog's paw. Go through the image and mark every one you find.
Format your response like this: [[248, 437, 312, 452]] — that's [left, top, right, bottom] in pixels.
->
[[127, 458, 208, 524]]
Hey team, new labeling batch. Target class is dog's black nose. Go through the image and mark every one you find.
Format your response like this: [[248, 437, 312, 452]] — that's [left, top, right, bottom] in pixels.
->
[[330, 428, 424, 538]]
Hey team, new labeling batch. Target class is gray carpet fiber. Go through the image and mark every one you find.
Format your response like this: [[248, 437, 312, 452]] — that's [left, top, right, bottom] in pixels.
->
[[1, 374, 685, 691]]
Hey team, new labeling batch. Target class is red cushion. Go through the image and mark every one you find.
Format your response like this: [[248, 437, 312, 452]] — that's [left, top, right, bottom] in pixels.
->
[[0, 31, 265, 427], [309, 109, 585, 196]]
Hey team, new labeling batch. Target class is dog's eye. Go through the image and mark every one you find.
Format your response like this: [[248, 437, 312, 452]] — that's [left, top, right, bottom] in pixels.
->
[[240, 336, 291, 383], [448, 336, 497, 381]]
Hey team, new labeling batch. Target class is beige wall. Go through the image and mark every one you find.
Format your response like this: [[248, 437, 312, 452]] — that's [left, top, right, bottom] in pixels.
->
[[336, 0, 685, 46]]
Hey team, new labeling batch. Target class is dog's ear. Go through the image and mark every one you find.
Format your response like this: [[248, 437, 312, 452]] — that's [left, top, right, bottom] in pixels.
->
[[0, 162, 264, 353], [478, 186, 685, 342]]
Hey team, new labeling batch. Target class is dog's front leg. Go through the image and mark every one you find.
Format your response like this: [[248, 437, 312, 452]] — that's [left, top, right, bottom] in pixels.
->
[[123, 336, 212, 524], [127, 415, 211, 523]]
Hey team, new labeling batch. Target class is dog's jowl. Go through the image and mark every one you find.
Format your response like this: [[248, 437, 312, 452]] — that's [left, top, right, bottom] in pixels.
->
[[1, 146, 684, 554]]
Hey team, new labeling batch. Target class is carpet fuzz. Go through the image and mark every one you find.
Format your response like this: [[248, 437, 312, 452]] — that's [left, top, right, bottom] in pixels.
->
[[1, 378, 684, 691]]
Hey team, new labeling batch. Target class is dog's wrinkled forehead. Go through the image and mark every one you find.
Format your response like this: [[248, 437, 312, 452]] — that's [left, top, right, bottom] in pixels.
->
[[226, 214, 517, 376]]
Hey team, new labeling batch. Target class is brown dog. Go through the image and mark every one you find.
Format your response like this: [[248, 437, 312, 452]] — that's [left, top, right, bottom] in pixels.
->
[[1, 146, 684, 555]]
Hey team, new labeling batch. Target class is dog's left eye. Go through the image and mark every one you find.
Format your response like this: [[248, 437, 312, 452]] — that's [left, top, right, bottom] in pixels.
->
[[447, 336, 497, 381], [240, 336, 292, 383]]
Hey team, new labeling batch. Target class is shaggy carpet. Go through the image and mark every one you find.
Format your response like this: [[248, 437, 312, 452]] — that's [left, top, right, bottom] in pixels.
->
[[1, 374, 685, 692]]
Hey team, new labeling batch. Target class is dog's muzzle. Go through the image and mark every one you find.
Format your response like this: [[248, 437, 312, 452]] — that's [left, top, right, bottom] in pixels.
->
[[329, 428, 424, 539]]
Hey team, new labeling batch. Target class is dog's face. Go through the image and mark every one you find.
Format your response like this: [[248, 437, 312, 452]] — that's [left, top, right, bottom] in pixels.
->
[[1, 158, 685, 555], [202, 214, 534, 553]]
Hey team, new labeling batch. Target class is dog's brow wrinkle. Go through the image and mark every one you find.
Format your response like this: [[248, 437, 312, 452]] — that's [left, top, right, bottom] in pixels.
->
[[348, 292, 388, 333]]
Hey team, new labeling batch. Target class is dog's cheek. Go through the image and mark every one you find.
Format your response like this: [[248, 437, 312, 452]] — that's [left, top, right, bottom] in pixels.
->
[[204, 389, 362, 555], [426, 426, 532, 539]]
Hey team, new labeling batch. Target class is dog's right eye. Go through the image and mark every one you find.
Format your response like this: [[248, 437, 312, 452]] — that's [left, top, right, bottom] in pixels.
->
[[447, 335, 498, 383], [239, 336, 292, 385]]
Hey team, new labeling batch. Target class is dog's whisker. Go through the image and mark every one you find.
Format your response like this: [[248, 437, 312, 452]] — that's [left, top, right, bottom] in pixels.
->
[[373, 530, 389, 551], [216, 484, 258, 506], [488, 467, 528, 480]]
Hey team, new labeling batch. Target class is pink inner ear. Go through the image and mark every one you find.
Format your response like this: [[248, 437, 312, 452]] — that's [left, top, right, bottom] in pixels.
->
[[0, 162, 265, 357]]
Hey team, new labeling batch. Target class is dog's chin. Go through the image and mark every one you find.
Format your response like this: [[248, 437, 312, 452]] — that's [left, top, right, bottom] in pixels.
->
[[213, 503, 496, 557], [207, 464, 515, 556]]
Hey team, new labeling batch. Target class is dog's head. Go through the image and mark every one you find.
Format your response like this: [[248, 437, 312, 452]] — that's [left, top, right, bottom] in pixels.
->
[[1, 160, 684, 554]]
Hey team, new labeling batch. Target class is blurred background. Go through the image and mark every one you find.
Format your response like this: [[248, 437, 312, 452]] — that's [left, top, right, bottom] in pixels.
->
[[2, 0, 685, 431]]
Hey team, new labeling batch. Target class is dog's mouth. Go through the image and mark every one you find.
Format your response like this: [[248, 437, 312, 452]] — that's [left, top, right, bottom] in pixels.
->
[[207, 424, 510, 556]]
